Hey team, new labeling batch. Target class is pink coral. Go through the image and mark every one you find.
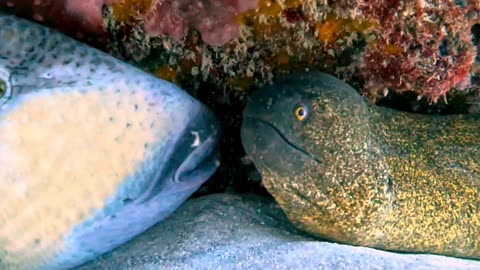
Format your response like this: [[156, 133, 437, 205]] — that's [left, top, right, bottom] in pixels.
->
[[1, 0, 258, 46], [0, 0, 119, 43], [144, 0, 259, 46], [64, 0, 120, 35], [339, 0, 478, 102], [144, 1, 188, 42]]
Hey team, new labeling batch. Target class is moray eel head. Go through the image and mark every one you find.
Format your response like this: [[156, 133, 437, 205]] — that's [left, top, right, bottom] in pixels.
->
[[240, 71, 386, 239], [241, 71, 370, 186]]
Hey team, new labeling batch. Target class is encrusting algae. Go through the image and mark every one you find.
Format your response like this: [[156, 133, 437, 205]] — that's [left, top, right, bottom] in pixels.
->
[[2, 0, 479, 104], [102, 0, 480, 105]]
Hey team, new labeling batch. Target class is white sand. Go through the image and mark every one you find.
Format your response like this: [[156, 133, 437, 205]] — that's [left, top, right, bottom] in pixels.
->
[[75, 193, 480, 270]]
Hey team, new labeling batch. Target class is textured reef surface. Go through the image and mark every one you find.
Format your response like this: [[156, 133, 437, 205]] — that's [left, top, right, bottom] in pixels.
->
[[2, 0, 480, 103], [0, 1, 479, 269]]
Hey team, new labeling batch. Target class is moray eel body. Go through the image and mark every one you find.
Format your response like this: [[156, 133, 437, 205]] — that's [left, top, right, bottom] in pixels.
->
[[241, 71, 480, 259], [0, 13, 220, 270]]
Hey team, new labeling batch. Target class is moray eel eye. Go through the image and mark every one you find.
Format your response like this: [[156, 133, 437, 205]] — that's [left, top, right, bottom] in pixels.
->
[[294, 104, 308, 121]]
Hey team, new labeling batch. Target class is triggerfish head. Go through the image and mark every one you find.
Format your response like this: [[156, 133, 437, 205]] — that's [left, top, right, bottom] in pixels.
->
[[0, 13, 220, 270]]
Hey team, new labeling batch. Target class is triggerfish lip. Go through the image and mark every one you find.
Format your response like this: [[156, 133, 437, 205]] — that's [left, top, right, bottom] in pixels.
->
[[173, 112, 221, 188], [174, 130, 221, 186], [134, 105, 222, 204]]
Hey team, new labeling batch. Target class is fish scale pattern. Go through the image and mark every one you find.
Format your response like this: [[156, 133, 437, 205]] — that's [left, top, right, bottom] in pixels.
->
[[0, 13, 220, 270]]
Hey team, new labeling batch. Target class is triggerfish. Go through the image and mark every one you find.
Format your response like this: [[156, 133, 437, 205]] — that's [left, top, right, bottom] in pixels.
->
[[0, 12, 220, 270]]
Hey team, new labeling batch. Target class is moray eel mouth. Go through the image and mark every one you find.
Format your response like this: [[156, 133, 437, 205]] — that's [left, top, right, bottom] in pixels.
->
[[241, 115, 322, 178]]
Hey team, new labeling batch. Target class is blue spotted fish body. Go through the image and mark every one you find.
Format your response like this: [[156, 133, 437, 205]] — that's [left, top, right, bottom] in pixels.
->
[[0, 13, 220, 270]]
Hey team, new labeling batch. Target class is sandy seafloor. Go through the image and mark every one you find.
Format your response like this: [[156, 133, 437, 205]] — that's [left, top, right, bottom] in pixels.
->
[[74, 193, 480, 270]]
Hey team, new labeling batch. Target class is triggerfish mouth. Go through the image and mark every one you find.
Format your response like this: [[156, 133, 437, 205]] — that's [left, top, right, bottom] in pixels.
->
[[0, 12, 220, 270]]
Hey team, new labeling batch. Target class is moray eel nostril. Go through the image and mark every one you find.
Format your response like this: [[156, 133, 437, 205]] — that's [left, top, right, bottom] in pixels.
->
[[0, 12, 220, 270], [241, 71, 480, 260]]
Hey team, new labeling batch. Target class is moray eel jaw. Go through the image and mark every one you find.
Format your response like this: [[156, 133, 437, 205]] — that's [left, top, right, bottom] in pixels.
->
[[241, 115, 322, 177]]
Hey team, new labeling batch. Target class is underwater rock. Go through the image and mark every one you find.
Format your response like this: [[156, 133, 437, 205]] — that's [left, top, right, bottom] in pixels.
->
[[98, 0, 480, 105], [2, 1, 479, 102], [143, 0, 259, 46], [0, 0, 120, 44]]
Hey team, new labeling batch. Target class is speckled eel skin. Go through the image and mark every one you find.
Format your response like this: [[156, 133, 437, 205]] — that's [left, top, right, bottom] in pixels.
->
[[241, 71, 480, 260], [0, 13, 220, 270]]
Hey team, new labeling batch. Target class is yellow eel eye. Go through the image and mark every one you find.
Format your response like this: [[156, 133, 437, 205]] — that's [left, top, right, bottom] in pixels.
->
[[294, 105, 308, 121]]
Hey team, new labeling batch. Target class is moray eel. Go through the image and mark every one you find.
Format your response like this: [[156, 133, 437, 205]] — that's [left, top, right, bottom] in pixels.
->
[[241, 71, 480, 259], [0, 13, 220, 270]]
